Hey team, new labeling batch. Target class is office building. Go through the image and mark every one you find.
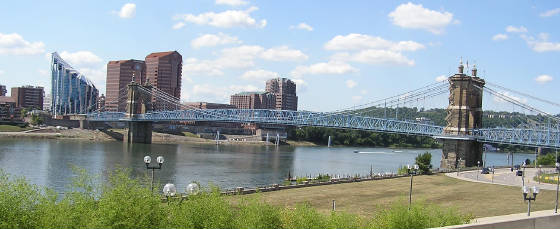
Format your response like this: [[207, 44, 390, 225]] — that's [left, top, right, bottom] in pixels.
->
[[145, 51, 182, 99], [0, 96, 21, 120], [183, 102, 236, 109], [265, 78, 298, 110], [230, 92, 275, 109], [97, 94, 106, 112], [106, 59, 146, 111], [11, 86, 44, 110], [0, 85, 6, 96], [51, 52, 99, 115]]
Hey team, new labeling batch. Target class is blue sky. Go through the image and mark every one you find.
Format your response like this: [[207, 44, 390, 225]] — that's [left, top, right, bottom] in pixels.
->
[[0, 0, 559, 113]]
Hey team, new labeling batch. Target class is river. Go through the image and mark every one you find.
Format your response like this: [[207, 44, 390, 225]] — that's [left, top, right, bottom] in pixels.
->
[[0, 139, 537, 193]]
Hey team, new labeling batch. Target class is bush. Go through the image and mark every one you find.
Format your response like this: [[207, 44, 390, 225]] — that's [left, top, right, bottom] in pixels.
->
[[537, 153, 558, 166], [369, 201, 472, 229], [415, 152, 433, 174], [0, 168, 473, 229]]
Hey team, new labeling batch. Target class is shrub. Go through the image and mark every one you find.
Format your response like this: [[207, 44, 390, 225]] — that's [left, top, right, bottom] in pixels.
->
[[415, 152, 433, 174], [369, 201, 472, 229], [0, 170, 44, 229], [281, 203, 327, 229], [536, 153, 558, 166]]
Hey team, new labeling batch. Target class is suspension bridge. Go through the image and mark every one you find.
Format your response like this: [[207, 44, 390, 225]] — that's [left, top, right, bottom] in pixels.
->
[[83, 62, 559, 169]]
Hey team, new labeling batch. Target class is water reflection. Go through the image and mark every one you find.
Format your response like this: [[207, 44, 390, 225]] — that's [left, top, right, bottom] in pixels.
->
[[0, 138, 537, 193]]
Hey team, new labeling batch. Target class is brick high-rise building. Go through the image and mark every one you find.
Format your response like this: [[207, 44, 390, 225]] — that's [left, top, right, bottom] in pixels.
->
[[230, 92, 275, 109], [265, 78, 297, 110], [11, 86, 44, 110], [106, 59, 146, 111], [0, 85, 6, 96], [145, 51, 182, 99]]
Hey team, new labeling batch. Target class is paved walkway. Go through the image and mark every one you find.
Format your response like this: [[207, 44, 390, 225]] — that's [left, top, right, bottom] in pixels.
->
[[446, 168, 559, 191]]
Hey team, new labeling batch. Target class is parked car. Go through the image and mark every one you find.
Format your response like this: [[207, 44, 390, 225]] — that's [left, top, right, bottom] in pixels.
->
[[514, 164, 521, 170], [481, 167, 491, 174], [516, 170, 523, 176]]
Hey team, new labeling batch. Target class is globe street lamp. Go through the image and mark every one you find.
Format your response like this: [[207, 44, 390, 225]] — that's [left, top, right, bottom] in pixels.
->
[[477, 161, 481, 181], [407, 164, 419, 210], [186, 182, 200, 195], [523, 186, 539, 216], [144, 155, 164, 192], [163, 183, 177, 204], [555, 162, 560, 214], [522, 162, 526, 187]]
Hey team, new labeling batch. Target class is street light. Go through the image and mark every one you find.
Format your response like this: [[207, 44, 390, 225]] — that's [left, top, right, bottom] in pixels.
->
[[555, 162, 559, 214], [522, 186, 539, 216], [144, 155, 164, 192], [186, 182, 200, 195], [522, 162, 526, 187], [163, 183, 177, 203], [477, 161, 481, 181], [407, 164, 419, 210]]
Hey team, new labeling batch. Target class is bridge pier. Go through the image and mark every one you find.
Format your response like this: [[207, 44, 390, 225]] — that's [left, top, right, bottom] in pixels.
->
[[441, 61, 485, 169], [126, 121, 152, 144], [125, 81, 154, 144]]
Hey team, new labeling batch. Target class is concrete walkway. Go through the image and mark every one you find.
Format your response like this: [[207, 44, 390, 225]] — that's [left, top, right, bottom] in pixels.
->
[[446, 168, 559, 191]]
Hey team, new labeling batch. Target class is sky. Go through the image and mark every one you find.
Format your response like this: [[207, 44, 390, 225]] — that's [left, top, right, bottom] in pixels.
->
[[0, 0, 559, 114]]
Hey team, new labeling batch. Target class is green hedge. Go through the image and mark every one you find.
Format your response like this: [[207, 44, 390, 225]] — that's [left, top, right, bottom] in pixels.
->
[[0, 168, 472, 229]]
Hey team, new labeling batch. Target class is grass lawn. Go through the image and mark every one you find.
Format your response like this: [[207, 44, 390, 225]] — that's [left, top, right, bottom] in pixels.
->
[[0, 124, 32, 132], [242, 174, 558, 218]]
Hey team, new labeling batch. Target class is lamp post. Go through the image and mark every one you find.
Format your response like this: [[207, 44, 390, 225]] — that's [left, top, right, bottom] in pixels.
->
[[407, 164, 419, 210], [555, 162, 559, 214], [477, 161, 480, 181], [163, 183, 177, 204], [522, 162, 526, 187], [522, 186, 539, 216], [456, 158, 462, 176], [144, 155, 164, 192]]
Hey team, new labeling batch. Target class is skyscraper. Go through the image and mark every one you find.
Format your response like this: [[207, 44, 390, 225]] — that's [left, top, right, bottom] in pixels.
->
[[51, 52, 99, 115], [0, 85, 6, 96], [105, 59, 146, 111], [265, 78, 297, 110], [145, 51, 182, 99]]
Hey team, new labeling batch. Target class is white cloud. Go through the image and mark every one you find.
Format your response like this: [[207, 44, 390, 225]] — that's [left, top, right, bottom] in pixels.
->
[[291, 61, 358, 77], [172, 22, 185, 30], [0, 70, 4, 75], [241, 69, 280, 81], [188, 84, 259, 103], [183, 58, 224, 76], [218, 45, 264, 68], [174, 7, 266, 28], [388, 2, 454, 34], [523, 33, 560, 52], [260, 46, 308, 61], [331, 50, 415, 66], [0, 33, 45, 55], [360, 90, 368, 95], [435, 75, 447, 82], [117, 3, 136, 19], [506, 25, 527, 33], [325, 33, 424, 51], [59, 51, 103, 68], [290, 23, 313, 31], [345, 79, 357, 88], [492, 33, 508, 41], [351, 95, 363, 103], [540, 8, 560, 17], [191, 33, 241, 48], [493, 91, 527, 104], [535, 74, 553, 84], [215, 0, 248, 6]]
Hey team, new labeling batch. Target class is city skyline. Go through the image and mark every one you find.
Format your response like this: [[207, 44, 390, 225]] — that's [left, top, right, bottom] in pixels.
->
[[0, 1, 559, 114]]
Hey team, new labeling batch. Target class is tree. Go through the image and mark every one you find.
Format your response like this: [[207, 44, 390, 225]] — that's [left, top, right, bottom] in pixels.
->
[[415, 152, 432, 174], [30, 114, 44, 126]]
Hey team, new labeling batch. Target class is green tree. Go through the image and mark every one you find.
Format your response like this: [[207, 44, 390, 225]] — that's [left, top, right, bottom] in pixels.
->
[[415, 152, 433, 174], [536, 153, 557, 166]]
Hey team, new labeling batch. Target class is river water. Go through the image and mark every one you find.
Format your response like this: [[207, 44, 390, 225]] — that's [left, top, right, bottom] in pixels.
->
[[0, 139, 537, 193]]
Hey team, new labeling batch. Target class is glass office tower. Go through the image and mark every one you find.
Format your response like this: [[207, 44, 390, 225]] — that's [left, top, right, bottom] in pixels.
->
[[51, 52, 99, 115]]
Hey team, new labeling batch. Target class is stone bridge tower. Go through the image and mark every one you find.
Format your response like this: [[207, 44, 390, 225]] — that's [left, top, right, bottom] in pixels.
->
[[125, 80, 153, 144], [440, 60, 485, 169]]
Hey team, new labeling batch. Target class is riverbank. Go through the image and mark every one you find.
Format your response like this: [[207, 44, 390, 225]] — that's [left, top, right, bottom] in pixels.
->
[[0, 128, 318, 146], [238, 173, 557, 218]]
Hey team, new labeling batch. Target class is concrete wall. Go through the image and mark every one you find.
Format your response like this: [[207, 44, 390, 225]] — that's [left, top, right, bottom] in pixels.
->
[[435, 211, 560, 229]]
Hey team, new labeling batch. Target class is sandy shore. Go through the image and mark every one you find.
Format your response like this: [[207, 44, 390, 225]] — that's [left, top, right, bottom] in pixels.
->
[[0, 128, 318, 146]]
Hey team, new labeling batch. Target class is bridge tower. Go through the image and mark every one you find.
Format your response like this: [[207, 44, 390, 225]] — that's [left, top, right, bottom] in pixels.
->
[[125, 80, 153, 144], [440, 60, 485, 169]]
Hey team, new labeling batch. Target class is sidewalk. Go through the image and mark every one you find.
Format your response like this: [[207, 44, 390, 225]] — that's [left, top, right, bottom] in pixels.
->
[[446, 168, 559, 191]]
